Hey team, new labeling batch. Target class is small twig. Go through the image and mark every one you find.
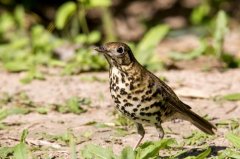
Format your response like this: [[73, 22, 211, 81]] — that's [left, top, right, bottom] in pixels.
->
[[24, 122, 40, 130], [26, 139, 62, 149], [0, 136, 62, 149], [96, 129, 111, 133], [0, 136, 19, 141], [226, 105, 238, 114]]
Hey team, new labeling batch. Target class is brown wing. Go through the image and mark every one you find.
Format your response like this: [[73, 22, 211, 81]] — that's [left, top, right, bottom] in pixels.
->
[[149, 72, 216, 135]]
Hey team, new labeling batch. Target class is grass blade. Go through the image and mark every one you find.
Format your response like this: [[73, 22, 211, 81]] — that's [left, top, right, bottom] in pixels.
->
[[226, 132, 240, 148], [195, 147, 211, 159], [222, 93, 240, 101]]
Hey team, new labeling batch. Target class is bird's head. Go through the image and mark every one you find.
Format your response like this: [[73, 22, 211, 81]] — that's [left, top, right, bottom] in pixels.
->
[[95, 42, 135, 67]]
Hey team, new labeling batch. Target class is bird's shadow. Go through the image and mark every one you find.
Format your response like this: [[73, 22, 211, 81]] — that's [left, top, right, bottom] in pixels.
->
[[159, 146, 227, 159]]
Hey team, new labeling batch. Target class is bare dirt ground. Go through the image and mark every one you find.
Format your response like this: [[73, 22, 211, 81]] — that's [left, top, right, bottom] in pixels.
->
[[0, 68, 239, 158]]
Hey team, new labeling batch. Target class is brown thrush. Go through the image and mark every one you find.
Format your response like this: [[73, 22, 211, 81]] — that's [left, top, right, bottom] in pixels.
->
[[95, 42, 216, 148]]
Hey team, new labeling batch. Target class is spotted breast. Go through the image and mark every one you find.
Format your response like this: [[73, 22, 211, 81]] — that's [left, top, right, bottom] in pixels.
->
[[109, 63, 176, 126]]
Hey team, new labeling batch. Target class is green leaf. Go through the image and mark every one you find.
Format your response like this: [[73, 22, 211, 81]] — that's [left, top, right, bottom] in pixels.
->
[[87, 31, 101, 44], [218, 148, 240, 159], [36, 107, 49, 114], [13, 143, 29, 159], [20, 69, 45, 84], [81, 144, 117, 159], [13, 129, 29, 159], [183, 131, 209, 146], [0, 109, 9, 121], [184, 148, 211, 159], [221, 53, 240, 68], [66, 97, 86, 114], [0, 12, 15, 34], [216, 119, 239, 130], [190, 2, 210, 25], [119, 146, 135, 159], [226, 132, 240, 148], [135, 139, 176, 159], [222, 93, 240, 101], [20, 129, 28, 143], [195, 147, 211, 159], [9, 107, 29, 116], [69, 132, 77, 159], [213, 10, 228, 57], [0, 107, 29, 121], [135, 25, 169, 65], [137, 25, 169, 53], [0, 147, 14, 158], [4, 61, 29, 72], [74, 34, 88, 44], [79, 0, 112, 8], [14, 5, 25, 29], [55, 1, 77, 30]]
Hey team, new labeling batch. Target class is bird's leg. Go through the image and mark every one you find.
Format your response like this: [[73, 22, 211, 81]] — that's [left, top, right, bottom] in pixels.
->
[[155, 123, 164, 139], [134, 122, 145, 149]]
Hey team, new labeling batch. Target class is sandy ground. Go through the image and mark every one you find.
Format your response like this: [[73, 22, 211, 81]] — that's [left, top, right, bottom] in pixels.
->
[[0, 68, 239, 158]]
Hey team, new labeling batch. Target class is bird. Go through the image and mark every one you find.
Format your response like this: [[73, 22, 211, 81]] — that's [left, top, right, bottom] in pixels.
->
[[94, 42, 216, 149]]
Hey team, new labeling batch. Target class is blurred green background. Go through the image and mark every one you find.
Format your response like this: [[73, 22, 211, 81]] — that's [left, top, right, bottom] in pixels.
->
[[0, 0, 240, 83]]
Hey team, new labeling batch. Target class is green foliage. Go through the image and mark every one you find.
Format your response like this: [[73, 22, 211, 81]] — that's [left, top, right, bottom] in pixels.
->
[[114, 112, 133, 127], [208, 10, 240, 68], [0, 1, 239, 79], [0, 8, 64, 83], [81, 139, 176, 159], [191, 1, 210, 25], [0, 12, 16, 39], [226, 132, 240, 149], [55, 96, 90, 114], [0, 147, 15, 159], [0, 129, 30, 158], [0, 92, 90, 117], [217, 148, 240, 159], [135, 139, 176, 159], [133, 24, 170, 71], [217, 132, 240, 158], [14, 129, 29, 159], [55, 2, 77, 30], [79, 0, 112, 8], [190, 0, 229, 26], [81, 144, 117, 159], [14, 5, 25, 29], [119, 146, 135, 159], [0, 5, 109, 83], [222, 93, 240, 101], [41, 131, 77, 146], [74, 30, 101, 44], [216, 119, 239, 130], [213, 10, 228, 58], [55, 0, 112, 41], [62, 48, 107, 75], [171, 10, 240, 68], [0, 104, 30, 121], [69, 132, 78, 159], [183, 131, 210, 146], [184, 148, 211, 159], [66, 96, 89, 114]]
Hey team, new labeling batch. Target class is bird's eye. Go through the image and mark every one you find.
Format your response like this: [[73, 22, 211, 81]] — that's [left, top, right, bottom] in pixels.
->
[[117, 46, 124, 54]]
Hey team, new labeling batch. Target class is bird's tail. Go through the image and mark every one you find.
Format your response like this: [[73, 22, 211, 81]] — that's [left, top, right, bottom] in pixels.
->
[[184, 109, 216, 135]]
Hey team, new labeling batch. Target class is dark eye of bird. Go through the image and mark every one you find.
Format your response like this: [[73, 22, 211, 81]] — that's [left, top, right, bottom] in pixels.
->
[[117, 46, 124, 54]]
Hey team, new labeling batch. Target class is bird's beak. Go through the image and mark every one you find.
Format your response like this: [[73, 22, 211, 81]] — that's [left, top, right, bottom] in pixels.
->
[[94, 45, 107, 53]]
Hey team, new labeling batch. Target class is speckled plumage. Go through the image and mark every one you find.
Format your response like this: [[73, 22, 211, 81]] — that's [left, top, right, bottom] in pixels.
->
[[95, 42, 216, 148]]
